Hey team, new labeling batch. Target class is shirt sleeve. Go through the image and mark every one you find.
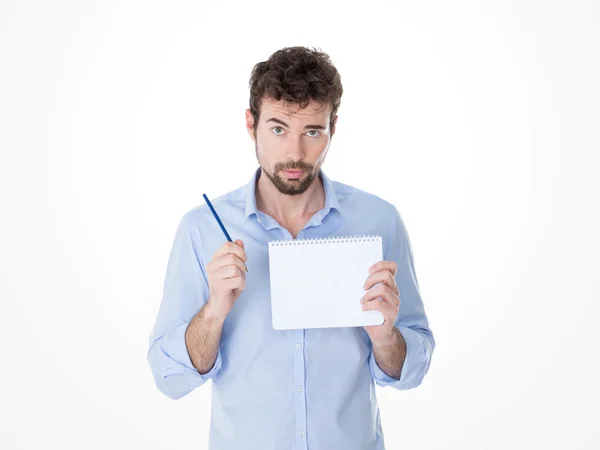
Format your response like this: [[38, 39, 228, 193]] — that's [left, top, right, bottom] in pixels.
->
[[369, 206, 435, 390], [147, 212, 222, 400]]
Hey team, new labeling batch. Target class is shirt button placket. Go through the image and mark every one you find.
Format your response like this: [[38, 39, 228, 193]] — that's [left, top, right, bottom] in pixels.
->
[[293, 329, 307, 449]]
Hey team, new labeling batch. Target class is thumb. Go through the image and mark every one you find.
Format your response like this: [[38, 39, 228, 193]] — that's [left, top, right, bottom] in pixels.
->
[[235, 239, 244, 249]]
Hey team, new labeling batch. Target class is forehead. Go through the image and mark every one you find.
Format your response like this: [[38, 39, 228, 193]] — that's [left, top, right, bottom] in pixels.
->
[[260, 97, 330, 123]]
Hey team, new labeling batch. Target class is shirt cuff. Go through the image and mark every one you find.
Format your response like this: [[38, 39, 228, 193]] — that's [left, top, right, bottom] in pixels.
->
[[159, 321, 222, 381], [369, 326, 427, 389]]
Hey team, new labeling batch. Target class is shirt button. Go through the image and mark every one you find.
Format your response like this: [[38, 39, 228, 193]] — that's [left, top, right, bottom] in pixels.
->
[[296, 344, 302, 349], [299, 431, 305, 437], [297, 386, 303, 392]]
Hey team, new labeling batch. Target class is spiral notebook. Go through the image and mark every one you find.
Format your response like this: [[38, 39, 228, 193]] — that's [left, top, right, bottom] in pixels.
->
[[268, 235, 385, 330]]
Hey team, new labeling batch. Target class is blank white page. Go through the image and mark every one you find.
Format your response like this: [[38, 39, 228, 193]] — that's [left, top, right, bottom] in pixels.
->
[[268, 235, 385, 330]]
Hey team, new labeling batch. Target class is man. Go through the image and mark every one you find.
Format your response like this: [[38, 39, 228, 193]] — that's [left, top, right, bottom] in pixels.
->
[[147, 46, 435, 450]]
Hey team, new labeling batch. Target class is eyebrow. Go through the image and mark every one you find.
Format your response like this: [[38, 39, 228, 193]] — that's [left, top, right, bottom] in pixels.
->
[[265, 117, 326, 130]]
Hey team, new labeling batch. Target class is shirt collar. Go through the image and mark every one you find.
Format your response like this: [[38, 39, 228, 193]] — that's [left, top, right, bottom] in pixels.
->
[[243, 167, 344, 223]]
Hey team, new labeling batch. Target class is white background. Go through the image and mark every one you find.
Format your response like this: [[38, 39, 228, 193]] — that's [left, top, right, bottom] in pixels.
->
[[1, 1, 599, 449]]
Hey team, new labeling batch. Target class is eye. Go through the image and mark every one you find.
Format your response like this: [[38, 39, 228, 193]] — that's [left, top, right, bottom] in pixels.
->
[[306, 130, 321, 137], [272, 127, 285, 135]]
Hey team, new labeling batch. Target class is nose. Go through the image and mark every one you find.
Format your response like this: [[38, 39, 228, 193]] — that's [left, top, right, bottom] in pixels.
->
[[286, 139, 305, 163]]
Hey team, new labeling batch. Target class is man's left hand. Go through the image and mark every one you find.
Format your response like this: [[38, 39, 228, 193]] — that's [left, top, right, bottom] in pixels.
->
[[362, 260, 400, 345]]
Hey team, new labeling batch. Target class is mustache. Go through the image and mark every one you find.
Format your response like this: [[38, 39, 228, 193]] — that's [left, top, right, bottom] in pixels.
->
[[274, 161, 313, 171]]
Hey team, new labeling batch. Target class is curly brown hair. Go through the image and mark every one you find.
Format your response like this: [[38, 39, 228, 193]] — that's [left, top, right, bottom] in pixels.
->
[[248, 46, 343, 133]]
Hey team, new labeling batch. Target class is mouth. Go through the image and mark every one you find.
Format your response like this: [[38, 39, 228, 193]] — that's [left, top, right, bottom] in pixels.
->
[[282, 170, 305, 179]]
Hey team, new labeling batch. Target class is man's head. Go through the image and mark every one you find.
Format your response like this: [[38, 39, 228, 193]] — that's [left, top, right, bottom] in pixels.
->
[[245, 47, 343, 195]]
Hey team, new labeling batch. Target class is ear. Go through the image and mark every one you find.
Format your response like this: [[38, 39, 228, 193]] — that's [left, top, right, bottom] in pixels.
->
[[245, 109, 256, 142], [331, 114, 338, 137]]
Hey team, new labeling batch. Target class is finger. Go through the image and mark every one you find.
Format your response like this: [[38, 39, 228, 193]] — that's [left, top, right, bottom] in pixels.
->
[[234, 240, 248, 271], [213, 241, 248, 262], [361, 298, 396, 315], [210, 253, 247, 273], [362, 299, 397, 323], [361, 283, 398, 305], [369, 260, 397, 277], [360, 284, 400, 307], [224, 276, 246, 291], [215, 265, 245, 281], [363, 270, 398, 295]]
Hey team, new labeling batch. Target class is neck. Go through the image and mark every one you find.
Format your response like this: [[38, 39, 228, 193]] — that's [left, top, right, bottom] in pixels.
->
[[255, 169, 326, 222]]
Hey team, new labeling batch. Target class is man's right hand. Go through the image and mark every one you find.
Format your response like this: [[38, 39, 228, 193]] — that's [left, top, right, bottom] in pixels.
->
[[205, 239, 248, 320]]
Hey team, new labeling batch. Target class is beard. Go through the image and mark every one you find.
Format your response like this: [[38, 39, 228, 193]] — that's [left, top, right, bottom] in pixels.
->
[[255, 144, 320, 196]]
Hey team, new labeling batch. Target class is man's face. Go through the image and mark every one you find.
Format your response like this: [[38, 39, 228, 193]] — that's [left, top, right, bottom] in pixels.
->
[[245, 97, 337, 196]]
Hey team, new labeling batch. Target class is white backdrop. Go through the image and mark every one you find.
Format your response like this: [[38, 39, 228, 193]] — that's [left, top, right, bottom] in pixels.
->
[[1, 1, 599, 449]]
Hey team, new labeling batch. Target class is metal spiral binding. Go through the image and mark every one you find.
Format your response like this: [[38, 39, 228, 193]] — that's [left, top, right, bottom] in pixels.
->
[[268, 235, 381, 246]]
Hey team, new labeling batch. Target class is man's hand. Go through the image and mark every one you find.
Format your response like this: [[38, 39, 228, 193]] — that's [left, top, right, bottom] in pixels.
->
[[205, 239, 248, 320], [361, 260, 400, 346]]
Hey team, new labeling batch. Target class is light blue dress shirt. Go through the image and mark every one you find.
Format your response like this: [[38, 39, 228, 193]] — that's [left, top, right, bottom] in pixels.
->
[[147, 167, 435, 450]]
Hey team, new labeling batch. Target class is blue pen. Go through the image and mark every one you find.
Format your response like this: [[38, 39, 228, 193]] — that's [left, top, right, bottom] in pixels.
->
[[203, 193, 248, 272]]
